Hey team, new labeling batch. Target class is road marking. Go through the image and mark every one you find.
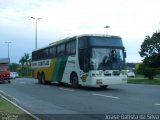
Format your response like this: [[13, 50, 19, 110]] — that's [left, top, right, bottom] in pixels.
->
[[92, 93, 120, 99], [59, 88, 75, 92], [0, 90, 40, 120], [155, 104, 160, 106]]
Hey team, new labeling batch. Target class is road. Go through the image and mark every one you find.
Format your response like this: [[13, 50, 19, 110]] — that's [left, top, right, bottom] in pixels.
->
[[0, 78, 160, 120]]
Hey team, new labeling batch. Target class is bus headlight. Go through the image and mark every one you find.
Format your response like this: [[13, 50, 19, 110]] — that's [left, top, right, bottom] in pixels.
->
[[92, 71, 103, 77]]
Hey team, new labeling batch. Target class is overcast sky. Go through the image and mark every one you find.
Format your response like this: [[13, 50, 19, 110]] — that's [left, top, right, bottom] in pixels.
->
[[0, 0, 160, 63]]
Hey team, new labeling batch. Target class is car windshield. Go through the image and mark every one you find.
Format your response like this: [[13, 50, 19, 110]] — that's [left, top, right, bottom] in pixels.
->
[[90, 48, 125, 70]]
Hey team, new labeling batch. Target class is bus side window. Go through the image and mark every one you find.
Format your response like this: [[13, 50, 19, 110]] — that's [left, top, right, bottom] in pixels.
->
[[44, 48, 49, 59], [66, 42, 71, 55], [79, 49, 89, 72], [49, 46, 56, 58], [57, 44, 65, 56], [71, 40, 76, 54], [67, 40, 76, 55], [32, 52, 36, 61]]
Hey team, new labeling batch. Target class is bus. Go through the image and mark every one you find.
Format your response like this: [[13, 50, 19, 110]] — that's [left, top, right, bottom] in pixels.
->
[[31, 34, 127, 89]]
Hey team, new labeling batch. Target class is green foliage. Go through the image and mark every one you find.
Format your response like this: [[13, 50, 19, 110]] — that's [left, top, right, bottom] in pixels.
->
[[136, 64, 144, 74], [143, 54, 160, 68], [19, 53, 31, 67], [18, 67, 32, 77], [139, 32, 160, 79], [139, 32, 160, 68], [139, 32, 160, 58], [19, 53, 31, 77], [143, 67, 157, 80], [127, 78, 160, 85], [9, 63, 20, 72], [0, 97, 23, 114], [0, 97, 34, 120], [156, 68, 160, 74]]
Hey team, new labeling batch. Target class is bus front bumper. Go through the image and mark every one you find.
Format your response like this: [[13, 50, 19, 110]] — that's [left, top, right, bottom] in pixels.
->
[[86, 76, 127, 87]]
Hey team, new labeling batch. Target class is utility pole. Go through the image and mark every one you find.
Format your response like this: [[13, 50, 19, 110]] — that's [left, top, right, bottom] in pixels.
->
[[31, 17, 41, 49], [5, 42, 11, 58]]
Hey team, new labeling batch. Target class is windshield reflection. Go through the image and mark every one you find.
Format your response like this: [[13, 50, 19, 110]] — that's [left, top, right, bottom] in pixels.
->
[[90, 48, 125, 70]]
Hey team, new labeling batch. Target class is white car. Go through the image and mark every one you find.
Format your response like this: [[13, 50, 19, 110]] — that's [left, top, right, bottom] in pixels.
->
[[10, 72, 19, 79], [127, 70, 135, 78]]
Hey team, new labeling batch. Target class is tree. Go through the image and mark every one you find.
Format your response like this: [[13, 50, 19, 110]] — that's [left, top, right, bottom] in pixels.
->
[[139, 32, 160, 68], [19, 53, 31, 67], [19, 53, 31, 77], [23, 53, 30, 66], [10, 63, 20, 72], [19, 56, 25, 68]]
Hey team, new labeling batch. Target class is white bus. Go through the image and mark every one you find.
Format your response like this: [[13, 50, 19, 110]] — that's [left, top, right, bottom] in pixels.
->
[[32, 34, 127, 89]]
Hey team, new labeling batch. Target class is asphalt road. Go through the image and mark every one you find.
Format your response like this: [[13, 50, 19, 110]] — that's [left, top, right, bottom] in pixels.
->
[[0, 78, 160, 120]]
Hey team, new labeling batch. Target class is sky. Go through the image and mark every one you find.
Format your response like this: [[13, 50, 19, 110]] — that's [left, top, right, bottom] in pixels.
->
[[0, 0, 160, 63]]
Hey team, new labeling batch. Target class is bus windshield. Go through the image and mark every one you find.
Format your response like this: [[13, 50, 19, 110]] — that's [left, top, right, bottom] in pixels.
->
[[90, 48, 125, 70]]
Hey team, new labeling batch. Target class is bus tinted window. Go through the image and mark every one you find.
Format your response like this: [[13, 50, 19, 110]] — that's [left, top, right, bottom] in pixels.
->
[[32, 52, 36, 61], [38, 50, 42, 60], [57, 44, 65, 56], [89, 36, 123, 47], [49, 46, 56, 58], [44, 48, 49, 58], [78, 36, 89, 49], [66, 42, 70, 54], [67, 40, 76, 55]]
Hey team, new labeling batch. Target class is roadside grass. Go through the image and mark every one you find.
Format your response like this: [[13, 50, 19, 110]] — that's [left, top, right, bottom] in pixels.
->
[[127, 77, 160, 85], [0, 96, 34, 120]]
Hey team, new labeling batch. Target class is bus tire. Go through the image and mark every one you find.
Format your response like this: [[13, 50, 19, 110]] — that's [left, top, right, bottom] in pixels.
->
[[8, 80, 11, 83], [100, 85, 108, 89], [71, 73, 79, 89], [37, 73, 41, 84], [41, 73, 46, 85]]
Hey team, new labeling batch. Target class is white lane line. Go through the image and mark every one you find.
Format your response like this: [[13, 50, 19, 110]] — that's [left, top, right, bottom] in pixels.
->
[[0, 90, 40, 120], [59, 88, 75, 92], [155, 104, 160, 106], [92, 93, 120, 99]]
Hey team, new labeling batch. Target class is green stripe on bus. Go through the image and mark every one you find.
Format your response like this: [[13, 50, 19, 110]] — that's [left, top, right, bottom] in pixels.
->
[[52, 56, 68, 82], [57, 56, 68, 82]]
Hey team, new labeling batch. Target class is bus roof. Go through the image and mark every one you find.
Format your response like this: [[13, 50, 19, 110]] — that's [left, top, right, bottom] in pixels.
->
[[77, 34, 121, 39], [32, 34, 121, 52]]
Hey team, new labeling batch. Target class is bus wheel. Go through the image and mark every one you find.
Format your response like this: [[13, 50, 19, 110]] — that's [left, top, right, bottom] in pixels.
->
[[100, 85, 108, 89], [41, 74, 46, 85], [71, 73, 79, 89], [37, 73, 41, 84], [8, 80, 11, 83]]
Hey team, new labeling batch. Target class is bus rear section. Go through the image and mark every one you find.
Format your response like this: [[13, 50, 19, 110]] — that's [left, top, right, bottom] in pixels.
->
[[0, 58, 11, 83]]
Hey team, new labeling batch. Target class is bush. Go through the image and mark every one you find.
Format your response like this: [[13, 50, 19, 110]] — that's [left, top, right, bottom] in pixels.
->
[[156, 68, 160, 75], [18, 67, 31, 77], [136, 63, 145, 75], [143, 68, 157, 80]]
